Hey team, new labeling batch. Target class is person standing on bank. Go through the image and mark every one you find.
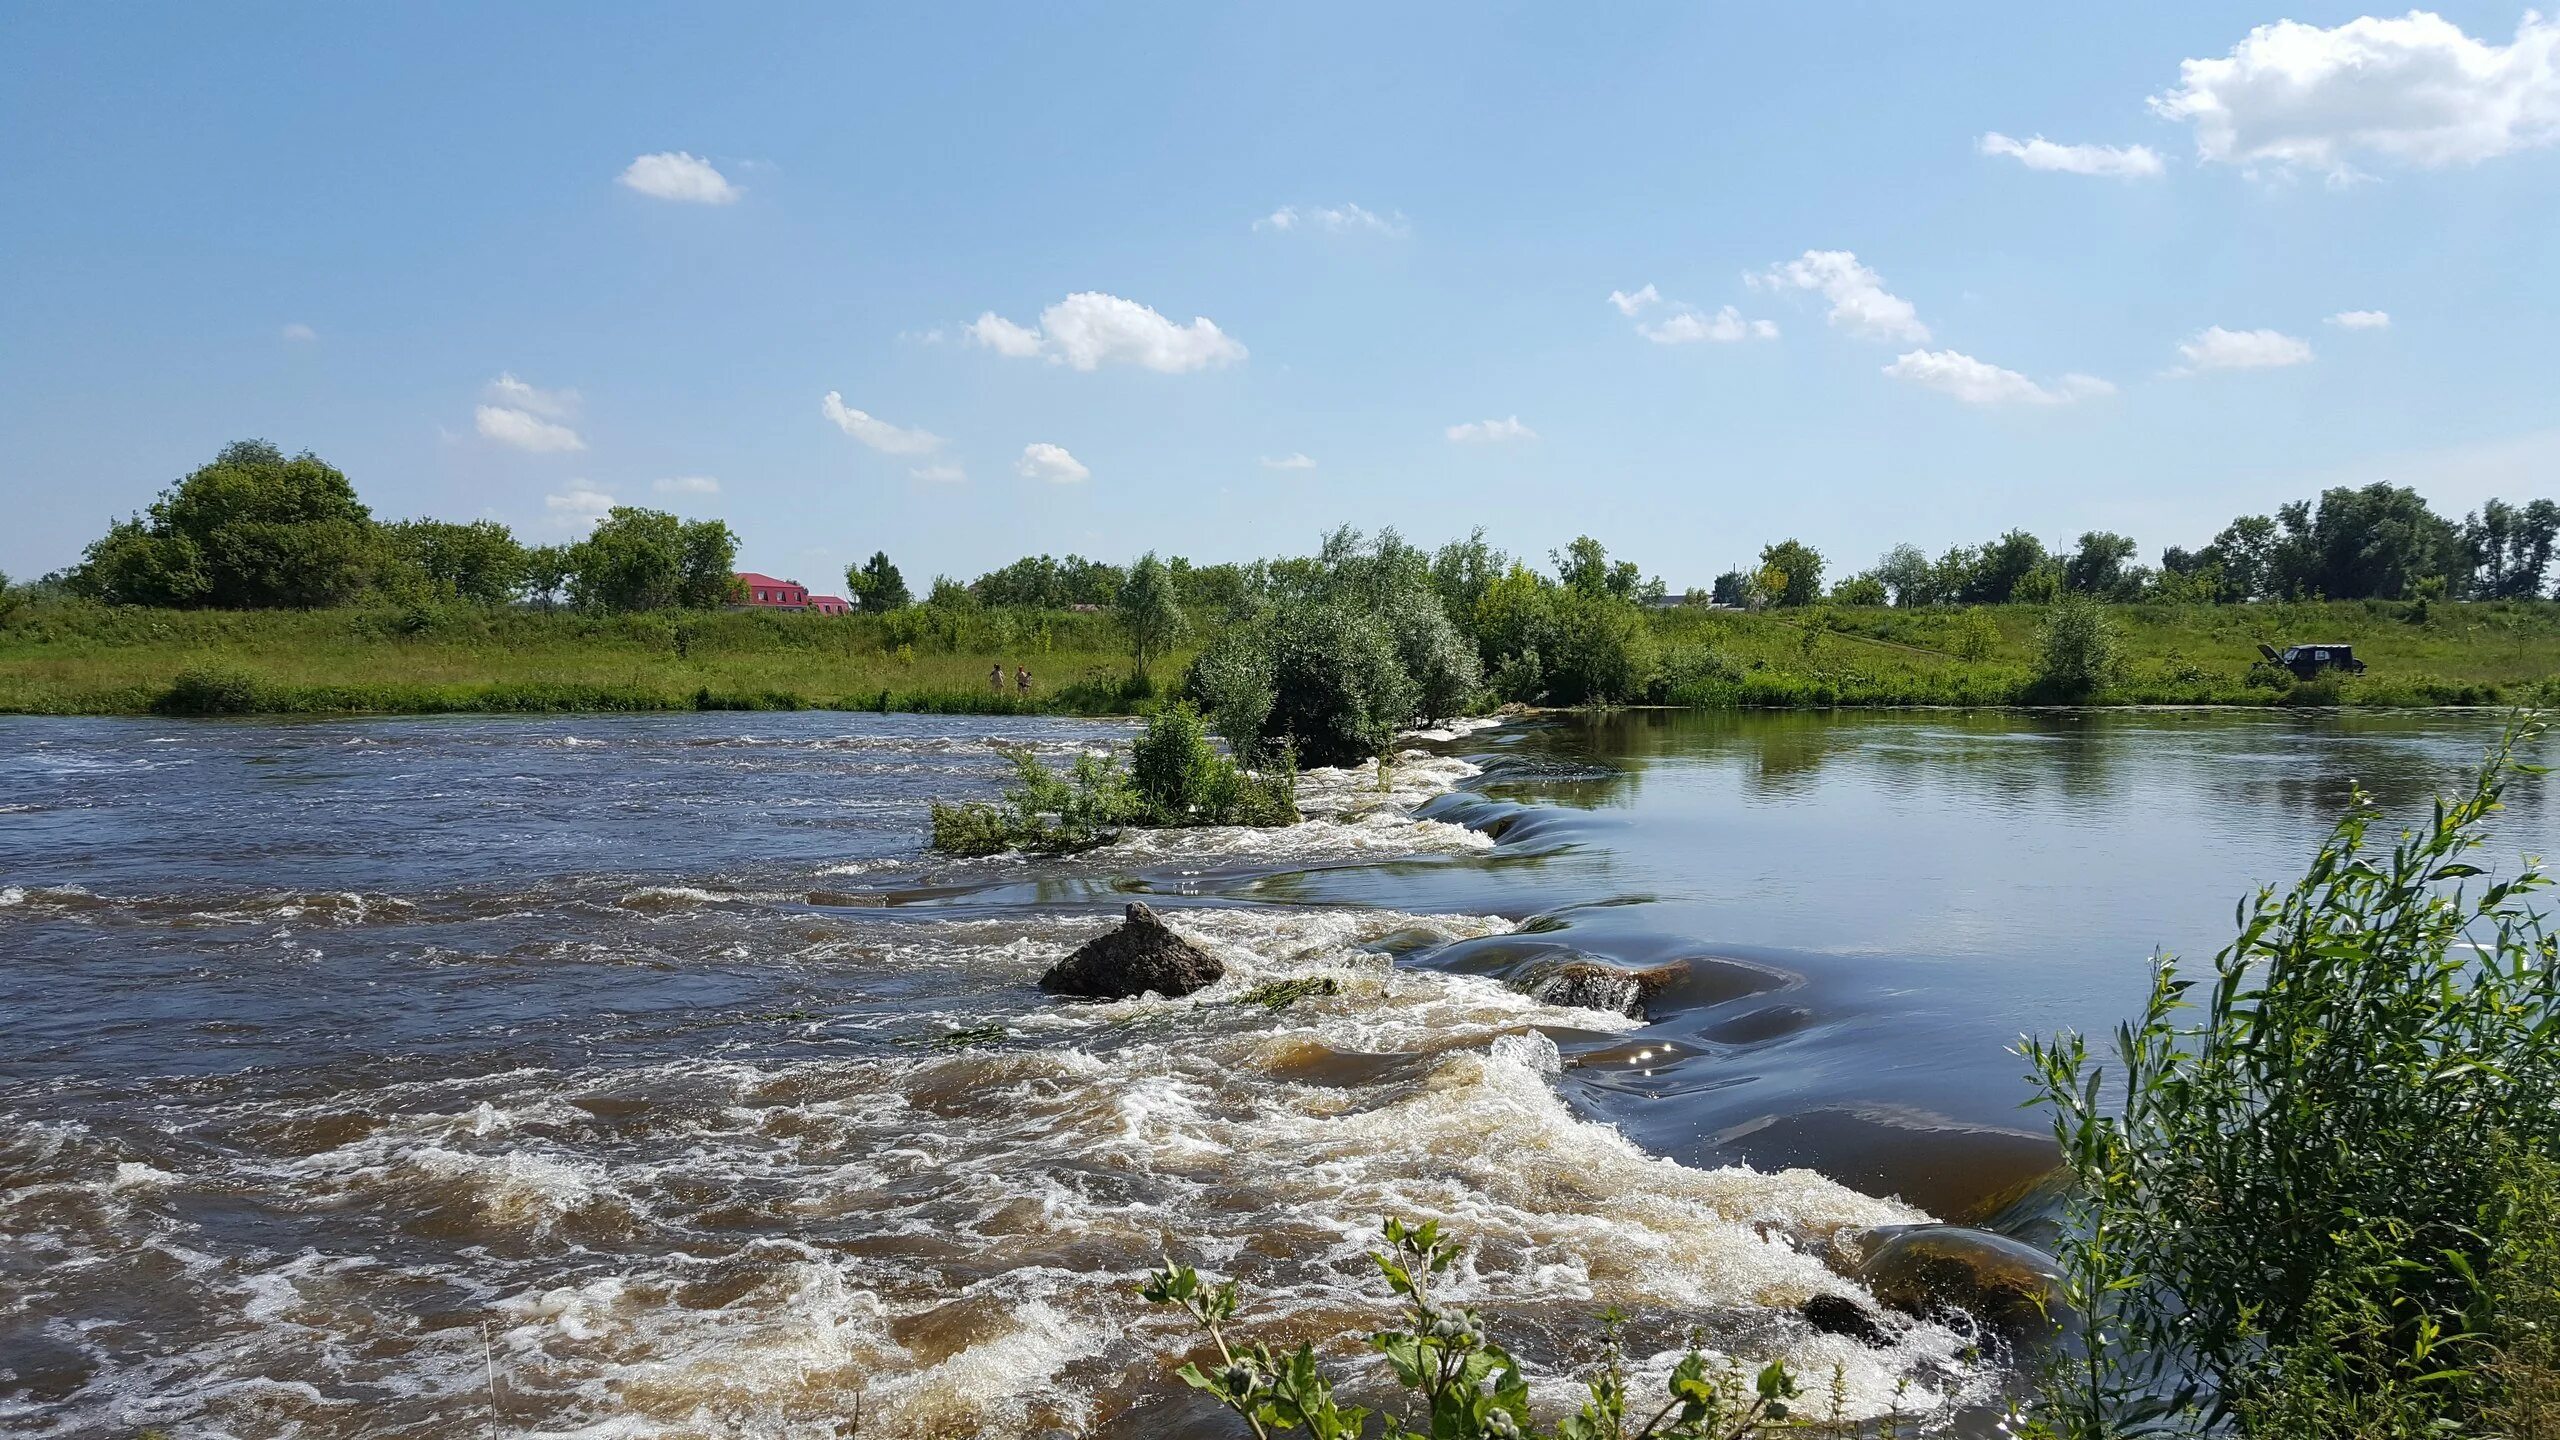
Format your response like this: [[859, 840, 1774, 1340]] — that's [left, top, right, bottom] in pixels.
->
[[990, 662, 1004, 695], [1016, 665, 1031, 695]]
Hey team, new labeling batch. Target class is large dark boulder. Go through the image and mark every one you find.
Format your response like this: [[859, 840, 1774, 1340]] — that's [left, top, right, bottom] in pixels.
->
[[1039, 902, 1224, 1000], [1797, 1293, 1891, 1347], [1526, 959, 1686, 1019]]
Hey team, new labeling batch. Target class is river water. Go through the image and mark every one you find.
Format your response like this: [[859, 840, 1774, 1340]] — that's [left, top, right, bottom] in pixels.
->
[[2, 708, 2547, 1437]]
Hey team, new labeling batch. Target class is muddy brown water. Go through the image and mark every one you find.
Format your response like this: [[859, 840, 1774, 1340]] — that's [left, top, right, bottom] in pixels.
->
[[2, 709, 2546, 1436]]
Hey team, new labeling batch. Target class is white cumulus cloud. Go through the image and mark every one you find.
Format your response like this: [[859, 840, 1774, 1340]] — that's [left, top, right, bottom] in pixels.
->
[[1256, 203, 1408, 236], [2174, 325, 2316, 373], [1607, 285, 1662, 316], [1261, 452, 1317, 470], [544, 483, 616, 529], [1639, 305, 1779, 345], [617, 151, 742, 204], [2329, 309, 2393, 330], [1977, 132, 2167, 177], [1446, 416, 1537, 444], [653, 476, 720, 495], [475, 405, 586, 454], [969, 292, 1246, 373], [1015, 443, 1089, 483], [2151, 12, 2560, 177], [820, 392, 944, 455], [1884, 350, 2116, 406], [1751, 250, 1929, 342], [280, 322, 317, 342], [910, 464, 967, 484]]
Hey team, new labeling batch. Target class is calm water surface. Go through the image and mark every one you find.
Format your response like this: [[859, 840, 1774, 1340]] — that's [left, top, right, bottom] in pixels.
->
[[2, 708, 2545, 1437]]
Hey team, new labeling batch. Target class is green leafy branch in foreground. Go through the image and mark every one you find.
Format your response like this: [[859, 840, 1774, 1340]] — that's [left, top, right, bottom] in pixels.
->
[[2019, 714, 2560, 1438], [931, 703, 1296, 856], [1142, 1218, 1813, 1440]]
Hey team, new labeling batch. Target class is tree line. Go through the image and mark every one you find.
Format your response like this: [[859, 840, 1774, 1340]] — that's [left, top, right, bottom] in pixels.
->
[[1714, 482, 2560, 611], [55, 440, 742, 614]]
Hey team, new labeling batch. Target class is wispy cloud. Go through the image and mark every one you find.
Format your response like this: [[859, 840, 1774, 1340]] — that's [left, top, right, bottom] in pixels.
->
[[544, 483, 615, 529], [1750, 250, 1929, 342], [820, 392, 944, 454], [1255, 202, 1408, 236], [280, 322, 317, 343], [2172, 325, 2315, 374], [1260, 452, 1317, 470], [475, 405, 585, 453], [1976, 132, 2165, 177], [1884, 350, 2115, 405], [653, 475, 720, 494], [617, 151, 741, 204], [1446, 416, 1537, 444], [910, 463, 967, 484], [2328, 309, 2392, 330], [1638, 305, 1778, 345]]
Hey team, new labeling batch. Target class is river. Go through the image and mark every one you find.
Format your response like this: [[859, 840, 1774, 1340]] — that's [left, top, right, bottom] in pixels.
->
[[2, 708, 2547, 1437]]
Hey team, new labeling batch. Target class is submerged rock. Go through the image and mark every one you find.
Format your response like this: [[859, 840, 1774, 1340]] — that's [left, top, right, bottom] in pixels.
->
[[1797, 1293, 1891, 1347], [1526, 959, 1686, 1019], [1038, 902, 1224, 1000], [1855, 1224, 2063, 1333]]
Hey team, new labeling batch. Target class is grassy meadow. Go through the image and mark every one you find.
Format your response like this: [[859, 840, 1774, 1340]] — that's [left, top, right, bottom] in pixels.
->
[[3, 594, 2558, 717]]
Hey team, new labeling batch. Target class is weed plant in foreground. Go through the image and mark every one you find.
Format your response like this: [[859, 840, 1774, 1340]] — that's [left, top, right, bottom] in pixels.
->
[[2022, 715, 2560, 1437], [1142, 1218, 1883, 1440]]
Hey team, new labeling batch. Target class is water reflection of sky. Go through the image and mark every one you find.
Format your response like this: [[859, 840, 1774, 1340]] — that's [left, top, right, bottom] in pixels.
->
[[1276, 709, 2554, 1167]]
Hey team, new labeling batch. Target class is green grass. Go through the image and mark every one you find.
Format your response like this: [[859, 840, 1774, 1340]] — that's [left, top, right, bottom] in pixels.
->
[[3, 595, 2557, 717], [0, 600, 1159, 717], [1648, 597, 2560, 708]]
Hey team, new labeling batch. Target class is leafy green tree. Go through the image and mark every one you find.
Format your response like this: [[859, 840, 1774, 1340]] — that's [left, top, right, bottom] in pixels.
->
[[0, 570, 23, 625], [2264, 483, 2463, 600], [2061, 531, 2139, 596], [70, 439, 376, 608], [1430, 529, 1507, 632], [1829, 573, 1887, 606], [1552, 535, 1611, 596], [523, 544, 572, 610], [2463, 498, 2560, 599], [1966, 530, 2048, 603], [1116, 552, 1188, 681], [566, 507, 739, 612], [2200, 514, 2278, 602], [1873, 543, 1935, 606], [69, 517, 208, 607], [847, 551, 910, 610], [1707, 569, 1750, 607], [380, 518, 526, 604], [1755, 539, 1824, 607]]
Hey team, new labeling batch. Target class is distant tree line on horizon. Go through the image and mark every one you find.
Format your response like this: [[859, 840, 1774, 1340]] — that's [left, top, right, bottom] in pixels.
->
[[28, 441, 2559, 628], [1716, 482, 2560, 611]]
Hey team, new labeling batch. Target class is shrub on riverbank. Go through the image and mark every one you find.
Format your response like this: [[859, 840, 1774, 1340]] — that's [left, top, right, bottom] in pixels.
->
[[2022, 717, 2560, 1437], [929, 705, 1295, 856]]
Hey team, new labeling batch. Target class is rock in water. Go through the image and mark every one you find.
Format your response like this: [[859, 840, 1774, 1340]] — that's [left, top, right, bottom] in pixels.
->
[[1797, 1293, 1891, 1347], [1039, 902, 1224, 1000], [1856, 1224, 2063, 1333], [1527, 959, 1687, 1019]]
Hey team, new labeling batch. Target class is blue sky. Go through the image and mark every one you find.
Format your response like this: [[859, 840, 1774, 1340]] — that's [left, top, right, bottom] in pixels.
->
[[6, 4, 2558, 593]]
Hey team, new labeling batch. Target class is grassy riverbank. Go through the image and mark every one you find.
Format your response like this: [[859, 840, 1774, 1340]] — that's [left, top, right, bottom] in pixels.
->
[[4, 595, 2557, 717]]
